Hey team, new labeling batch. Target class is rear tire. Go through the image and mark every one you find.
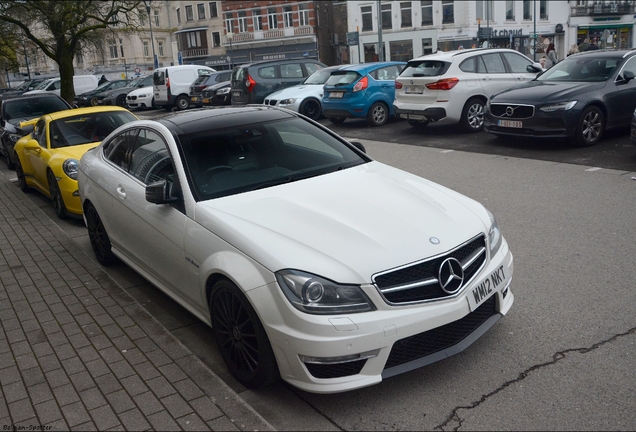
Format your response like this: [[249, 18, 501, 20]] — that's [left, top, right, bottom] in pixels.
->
[[48, 170, 67, 220], [460, 98, 485, 133], [116, 95, 126, 107], [175, 95, 190, 110], [299, 98, 322, 121], [151, 97, 158, 109], [210, 280, 279, 388], [367, 102, 389, 127], [572, 106, 604, 147], [85, 203, 117, 266]]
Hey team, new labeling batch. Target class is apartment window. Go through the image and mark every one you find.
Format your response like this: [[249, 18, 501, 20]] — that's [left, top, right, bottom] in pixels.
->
[[253, 10, 263, 31], [422, 38, 433, 55], [186, 31, 202, 48], [109, 39, 118, 58], [225, 12, 234, 33], [539, 0, 548, 19], [381, 3, 392, 30], [421, 1, 432, 26], [185, 5, 194, 21], [361, 6, 373, 32], [143, 41, 149, 57], [209, 2, 218, 18], [158, 41, 164, 56], [267, 7, 278, 29], [154, 10, 160, 27], [197, 3, 205, 20], [400, 2, 412, 28], [523, 0, 532, 20], [390, 40, 412, 62], [176, 7, 181, 24], [442, 0, 454, 24], [283, 5, 293, 28], [299, 4, 309, 26], [238, 11, 247, 33], [119, 38, 125, 58], [212, 32, 220, 47], [476, 1, 494, 21], [506, 0, 515, 20]]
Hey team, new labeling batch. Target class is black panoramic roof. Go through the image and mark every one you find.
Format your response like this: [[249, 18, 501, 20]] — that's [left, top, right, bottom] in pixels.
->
[[157, 106, 296, 136]]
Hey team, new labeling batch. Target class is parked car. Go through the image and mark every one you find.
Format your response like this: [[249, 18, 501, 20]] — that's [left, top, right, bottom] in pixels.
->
[[97, 75, 152, 107], [74, 79, 131, 107], [394, 48, 542, 132], [126, 86, 156, 110], [77, 105, 514, 394], [322, 61, 406, 126], [200, 81, 231, 106], [153, 65, 217, 110], [0, 78, 49, 100], [263, 65, 349, 121], [24, 75, 100, 97], [231, 58, 326, 105], [13, 106, 137, 219], [485, 49, 636, 146], [0, 93, 72, 169], [189, 71, 232, 108]]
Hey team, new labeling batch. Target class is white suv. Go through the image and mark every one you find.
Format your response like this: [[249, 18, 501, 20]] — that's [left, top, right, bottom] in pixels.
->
[[394, 48, 542, 132]]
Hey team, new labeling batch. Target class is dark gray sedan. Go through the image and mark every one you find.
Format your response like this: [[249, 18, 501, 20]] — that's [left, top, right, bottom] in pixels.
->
[[484, 50, 636, 146]]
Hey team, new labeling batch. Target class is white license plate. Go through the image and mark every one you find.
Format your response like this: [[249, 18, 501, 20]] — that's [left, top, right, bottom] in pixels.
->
[[405, 86, 423, 94], [233, 91, 241, 97], [498, 120, 522, 128], [467, 265, 506, 311], [329, 92, 344, 99]]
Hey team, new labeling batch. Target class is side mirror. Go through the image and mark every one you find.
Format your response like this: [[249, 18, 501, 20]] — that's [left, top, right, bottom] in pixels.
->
[[146, 180, 179, 204], [350, 141, 366, 153], [527, 63, 544, 74], [23, 139, 40, 150], [72, 103, 79, 109], [621, 70, 635, 83]]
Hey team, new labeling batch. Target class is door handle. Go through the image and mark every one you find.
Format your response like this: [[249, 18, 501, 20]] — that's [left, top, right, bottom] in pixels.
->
[[116, 186, 126, 199]]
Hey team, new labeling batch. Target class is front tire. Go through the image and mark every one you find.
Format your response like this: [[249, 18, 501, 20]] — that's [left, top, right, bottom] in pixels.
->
[[116, 95, 126, 107], [460, 98, 485, 133], [3, 143, 14, 169], [89, 96, 98, 107], [572, 106, 604, 147], [85, 203, 117, 266], [210, 280, 279, 388], [367, 102, 389, 127], [299, 98, 322, 121], [175, 95, 190, 110], [48, 170, 67, 220], [14, 154, 30, 192]]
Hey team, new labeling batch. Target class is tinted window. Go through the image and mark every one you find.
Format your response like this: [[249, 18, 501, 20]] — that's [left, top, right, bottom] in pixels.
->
[[305, 62, 323, 76], [153, 71, 165, 85], [258, 66, 277, 79], [128, 129, 174, 186], [502, 52, 532, 73], [459, 57, 476, 73], [538, 57, 620, 82], [305, 68, 339, 85], [371, 65, 401, 80], [325, 71, 362, 86], [481, 53, 507, 73], [400, 60, 447, 77], [4, 97, 69, 121], [280, 63, 303, 78], [49, 111, 137, 148]]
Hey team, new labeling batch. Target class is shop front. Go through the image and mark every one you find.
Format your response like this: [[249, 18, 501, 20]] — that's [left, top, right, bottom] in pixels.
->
[[577, 23, 632, 50]]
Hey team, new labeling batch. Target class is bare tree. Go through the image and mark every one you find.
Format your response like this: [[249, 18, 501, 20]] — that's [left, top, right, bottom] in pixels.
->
[[0, 0, 143, 102]]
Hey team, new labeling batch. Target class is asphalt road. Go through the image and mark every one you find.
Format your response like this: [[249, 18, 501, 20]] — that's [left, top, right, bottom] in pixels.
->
[[3, 109, 635, 430]]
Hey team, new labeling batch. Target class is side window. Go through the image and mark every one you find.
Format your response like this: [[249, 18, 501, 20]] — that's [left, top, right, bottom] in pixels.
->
[[258, 66, 277, 79], [502, 52, 532, 73], [219, 72, 232, 82], [103, 129, 139, 171], [618, 57, 636, 80], [128, 129, 174, 186], [32, 120, 46, 146], [481, 53, 507, 73], [38, 121, 48, 148], [305, 62, 323, 76], [51, 81, 61, 90], [459, 57, 476, 73], [198, 69, 212, 76], [280, 63, 303, 78]]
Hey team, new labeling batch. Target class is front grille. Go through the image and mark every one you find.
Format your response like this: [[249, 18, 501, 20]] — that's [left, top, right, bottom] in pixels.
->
[[202, 91, 213, 98], [384, 295, 497, 370], [128, 95, 137, 101], [373, 235, 486, 305], [489, 104, 535, 119], [304, 359, 367, 379], [264, 99, 278, 106]]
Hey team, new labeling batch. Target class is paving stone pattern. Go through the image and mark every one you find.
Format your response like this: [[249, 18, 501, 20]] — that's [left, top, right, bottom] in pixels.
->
[[0, 174, 273, 431]]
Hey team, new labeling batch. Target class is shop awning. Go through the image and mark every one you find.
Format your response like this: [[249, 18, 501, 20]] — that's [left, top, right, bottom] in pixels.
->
[[578, 23, 633, 30], [174, 26, 209, 34]]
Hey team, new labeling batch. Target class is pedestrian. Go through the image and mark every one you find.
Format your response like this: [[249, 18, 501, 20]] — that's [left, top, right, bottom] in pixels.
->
[[539, 56, 547, 69], [98, 74, 108, 85], [586, 38, 600, 50], [568, 44, 580, 56], [545, 43, 558, 68], [578, 38, 590, 52]]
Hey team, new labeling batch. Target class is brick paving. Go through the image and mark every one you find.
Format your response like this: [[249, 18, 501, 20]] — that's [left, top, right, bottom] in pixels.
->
[[0, 173, 273, 431]]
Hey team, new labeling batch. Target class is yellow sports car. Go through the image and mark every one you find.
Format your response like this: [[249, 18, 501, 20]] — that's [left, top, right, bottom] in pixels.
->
[[13, 106, 137, 219]]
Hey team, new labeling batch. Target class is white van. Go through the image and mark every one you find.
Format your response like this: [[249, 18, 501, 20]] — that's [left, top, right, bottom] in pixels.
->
[[24, 75, 99, 96], [153, 65, 216, 110]]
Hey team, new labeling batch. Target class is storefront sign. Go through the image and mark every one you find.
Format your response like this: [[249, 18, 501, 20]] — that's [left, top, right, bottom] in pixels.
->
[[491, 29, 523, 37]]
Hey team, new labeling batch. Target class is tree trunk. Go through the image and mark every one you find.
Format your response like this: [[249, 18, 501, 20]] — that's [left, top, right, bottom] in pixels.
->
[[58, 47, 76, 104]]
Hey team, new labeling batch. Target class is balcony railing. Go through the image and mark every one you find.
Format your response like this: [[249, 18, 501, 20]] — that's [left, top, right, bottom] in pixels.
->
[[223, 26, 314, 45], [571, 1, 635, 16], [182, 48, 209, 58]]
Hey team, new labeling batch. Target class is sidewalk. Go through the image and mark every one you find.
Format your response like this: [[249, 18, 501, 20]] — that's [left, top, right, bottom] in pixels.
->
[[0, 172, 274, 431]]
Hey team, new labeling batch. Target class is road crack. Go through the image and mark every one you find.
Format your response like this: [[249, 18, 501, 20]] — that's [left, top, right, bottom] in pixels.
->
[[434, 326, 636, 431]]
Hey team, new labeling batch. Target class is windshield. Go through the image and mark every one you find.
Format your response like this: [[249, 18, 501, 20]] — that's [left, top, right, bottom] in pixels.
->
[[127, 77, 144, 87], [537, 57, 621, 82], [33, 80, 54, 90], [4, 96, 70, 121], [49, 110, 137, 148], [304, 68, 339, 85], [177, 117, 369, 201]]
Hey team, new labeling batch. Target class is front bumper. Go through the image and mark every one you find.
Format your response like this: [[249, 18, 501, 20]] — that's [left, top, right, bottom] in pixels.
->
[[484, 107, 579, 138], [55, 174, 82, 215], [249, 239, 514, 393]]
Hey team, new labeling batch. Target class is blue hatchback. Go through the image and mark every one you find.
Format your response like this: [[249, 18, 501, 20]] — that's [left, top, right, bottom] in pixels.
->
[[322, 61, 406, 126]]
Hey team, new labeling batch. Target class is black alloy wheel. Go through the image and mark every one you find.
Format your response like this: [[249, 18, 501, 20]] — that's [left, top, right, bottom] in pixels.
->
[[210, 280, 279, 388], [47, 170, 67, 219], [299, 98, 322, 121], [85, 203, 117, 266], [116, 95, 126, 107]]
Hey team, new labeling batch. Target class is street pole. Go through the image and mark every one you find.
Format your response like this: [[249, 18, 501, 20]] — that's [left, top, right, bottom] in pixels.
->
[[227, 32, 233, 70], [144, 0, 158, 69], [533, 0, 537, 61], [377, 0, 383, 61]]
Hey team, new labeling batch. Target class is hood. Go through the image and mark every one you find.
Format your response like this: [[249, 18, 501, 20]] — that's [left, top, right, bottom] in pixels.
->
[[194, 162, 489, 283], [51, 142, 101, 160], [127, 87, 153, 96], [267, 84, 325, 100], [491, 80, 608, 103]]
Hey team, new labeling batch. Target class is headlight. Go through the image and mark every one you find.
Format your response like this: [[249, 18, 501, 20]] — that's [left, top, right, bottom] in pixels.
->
[[276, 270, 375, 314], [539, 101, 577, 112], [279, 98, 296, 105], [79, 96, 87, 100], [62, 158, 79, 180], [106, 93, 114, 98], [216, 87, 231, 95], [486, 209, 502, 256], [9, 133, 23, 143], [138, 93, 150, 98]]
